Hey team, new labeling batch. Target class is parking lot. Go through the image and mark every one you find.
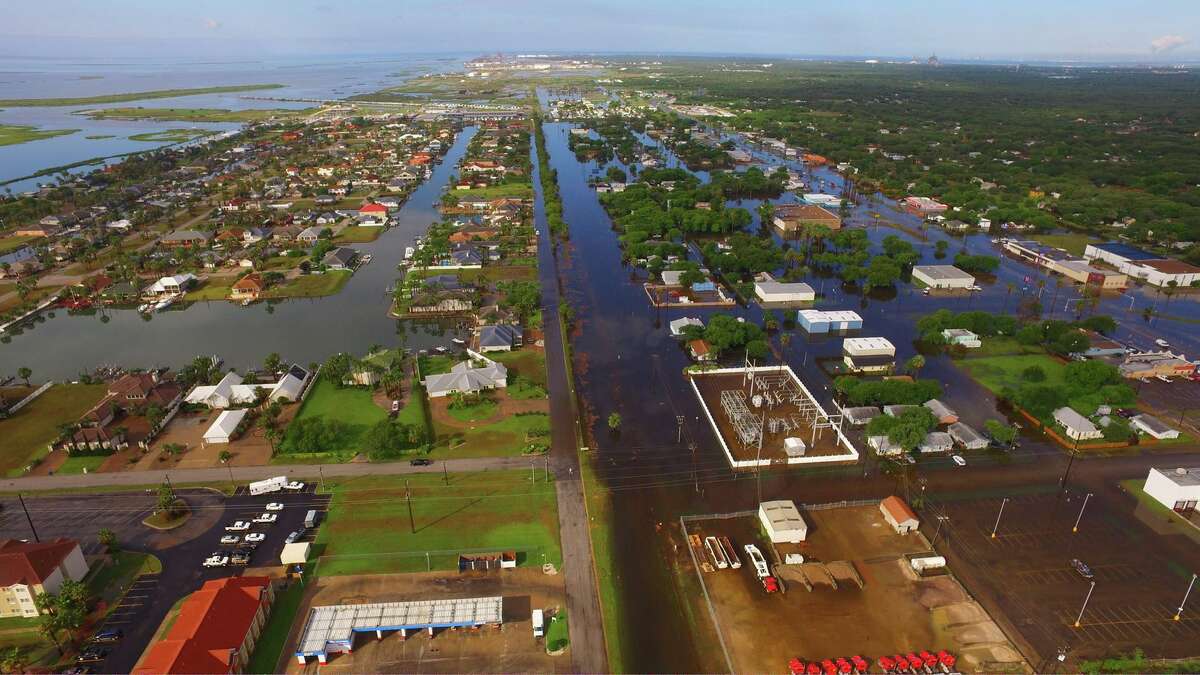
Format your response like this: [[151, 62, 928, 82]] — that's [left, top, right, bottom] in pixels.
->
[[930, 491, 1200, 666], [0, 483, 330, 674]]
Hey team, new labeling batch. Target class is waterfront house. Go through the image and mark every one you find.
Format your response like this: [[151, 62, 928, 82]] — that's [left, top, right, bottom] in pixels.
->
[[230, 274, 265, 301], [144, 274, 197, 297], [424, 353, 508, 398], [322, 247, 358, 270], [478, 324, 524, 352]]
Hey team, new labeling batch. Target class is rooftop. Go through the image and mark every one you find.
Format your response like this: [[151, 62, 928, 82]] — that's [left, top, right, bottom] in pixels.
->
[[912, 264, 974, 281], [0, 539, 79, 586], [296, 597, 504, 657], [1152, 467, 1200, 487], [1089, 241, 1162, 261]]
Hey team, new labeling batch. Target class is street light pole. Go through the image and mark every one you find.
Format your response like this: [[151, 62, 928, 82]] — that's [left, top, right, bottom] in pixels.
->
[[931, 515, 950, 548], [1074, 580, 1096, 627], [990, 497, 1009, 539], [1072, 492, 1093, 533], [1175, 573, 1197, 621]]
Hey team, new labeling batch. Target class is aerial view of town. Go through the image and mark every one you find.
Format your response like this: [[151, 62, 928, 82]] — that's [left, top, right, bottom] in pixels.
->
[[2, 2, 1200, 674]]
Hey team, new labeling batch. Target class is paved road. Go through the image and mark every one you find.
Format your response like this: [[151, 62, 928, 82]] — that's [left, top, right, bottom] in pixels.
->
[[534, 131, 609, 672], [1, 456, 533, 492]]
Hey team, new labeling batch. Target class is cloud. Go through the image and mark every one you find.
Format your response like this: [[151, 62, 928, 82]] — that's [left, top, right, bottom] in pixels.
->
[[1150, 34, 1188, 53], [202, 18, 222, 30]]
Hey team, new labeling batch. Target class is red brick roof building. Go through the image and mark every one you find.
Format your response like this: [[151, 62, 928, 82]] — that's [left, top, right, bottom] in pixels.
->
[[0, 539, 88, 618], [134, 576, 274, 674]]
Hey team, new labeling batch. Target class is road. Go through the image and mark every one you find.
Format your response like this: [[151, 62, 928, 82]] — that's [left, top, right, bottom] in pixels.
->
[[1, 456, 533, 492]]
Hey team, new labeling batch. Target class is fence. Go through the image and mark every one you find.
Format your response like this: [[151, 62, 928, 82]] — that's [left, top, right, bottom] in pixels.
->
[[310, 544, 555, 576], [7, 381, 53, 414]]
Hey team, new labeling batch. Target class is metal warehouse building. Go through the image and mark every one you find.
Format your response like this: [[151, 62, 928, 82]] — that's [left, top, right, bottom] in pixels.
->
[[842, 337, 896, 373], [797, 309, 863, 333], [912, 265, 975, 290]]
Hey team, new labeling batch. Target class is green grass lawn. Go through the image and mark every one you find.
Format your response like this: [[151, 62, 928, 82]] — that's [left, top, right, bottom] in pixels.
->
[[263, 271, 351, 299], [1031, 232, 1101, 257], [334, 226, 383, 244], [56, 455, 106, 475], [447, 182, 533, 201], [957, 353, 1067, 393], [281, 378, 387, 460], [451, 265, 538, 283], [246, 579, 307, 673], [0, 384, 107, 477], [507, 376, 549, 399], [447, 398, 498, 423], [128, 129, 214, 143], [0, 123, 78, 147], [0, 234, 39, 253], [491, 349, 548, 386], [183, 278, 234, 301], [313, 471, 561, 576], [86, 106, 309, 123], [87, 552, 162, 607], [962, 336, 1048, 358], [432, 411, 550, 459], [545, 611, 569, 652], [417, 354, 457, 377]]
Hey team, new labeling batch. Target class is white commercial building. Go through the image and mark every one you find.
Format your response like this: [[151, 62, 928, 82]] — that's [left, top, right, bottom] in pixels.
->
[[842, 337, 896, 373], [1143, 467, 1200, 514], [796, 309, 862, 333], [1084, 243, 1200, 288], [912, 265, 975, 290], [754, 277, 815, 304], [203, 409, 247, 444], [758, 500, 807, 543]]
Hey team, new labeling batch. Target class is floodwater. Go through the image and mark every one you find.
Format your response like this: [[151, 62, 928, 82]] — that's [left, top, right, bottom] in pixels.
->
[[0, 126, 478, 378], [0, 54, 464, 191], [535, 90, 1199, 671]]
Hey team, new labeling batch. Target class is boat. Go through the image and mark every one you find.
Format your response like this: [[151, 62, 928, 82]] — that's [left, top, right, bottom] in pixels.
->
[[1156, 338, 1171, 348], [704, 536, 729, 569], [433, 346, 448, 354], [719, 536, 741, 569], [360, 254, 372, 265], [137, 302, 153, 313], [404, 246, 415, 259], [451, 338, 466, 346]]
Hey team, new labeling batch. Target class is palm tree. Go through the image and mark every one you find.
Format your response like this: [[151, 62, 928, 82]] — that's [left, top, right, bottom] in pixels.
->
[[905, 355, 926, 378], [18, 367, 32, 386]]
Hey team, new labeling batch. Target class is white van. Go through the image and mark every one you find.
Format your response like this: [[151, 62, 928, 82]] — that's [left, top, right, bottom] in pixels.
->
[[531, 609, 544, 638], [305, 510, 318, 528]]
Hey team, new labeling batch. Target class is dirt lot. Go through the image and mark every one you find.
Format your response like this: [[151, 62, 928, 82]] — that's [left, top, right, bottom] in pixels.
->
[[931, 491, 1200, 667], [685, 505, 1024, 673], [283, 568, 570, 674]]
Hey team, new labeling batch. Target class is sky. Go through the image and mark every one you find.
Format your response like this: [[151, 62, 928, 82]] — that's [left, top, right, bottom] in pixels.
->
[[2, 0, 1198, 62]]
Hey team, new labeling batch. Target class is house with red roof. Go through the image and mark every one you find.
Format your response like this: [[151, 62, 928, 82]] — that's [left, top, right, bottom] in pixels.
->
[[358, 203, 388, 216], [0, 539, 88, 618], [134, 576, 274, 674]]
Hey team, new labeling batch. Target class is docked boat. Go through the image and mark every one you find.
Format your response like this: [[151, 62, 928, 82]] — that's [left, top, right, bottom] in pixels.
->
[[704, 536, 729, 569], [1156, 338, 1171, 348], [404, 246, 415, 259], [451, 338, 466, 346], [360, 254, 372, 265], [719, 536, 741, 569]]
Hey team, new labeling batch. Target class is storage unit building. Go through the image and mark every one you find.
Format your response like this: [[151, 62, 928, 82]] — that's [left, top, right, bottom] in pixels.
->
[[202, 409, 246, 445], [754, 276, 815, 304], [1143, 467, 1200, 514], [758, 500, 808, 543], [912, 265, 975, 290], [879, 496, 920, 534], [796, 309, 862, 333], [842, 337, 896, 373]]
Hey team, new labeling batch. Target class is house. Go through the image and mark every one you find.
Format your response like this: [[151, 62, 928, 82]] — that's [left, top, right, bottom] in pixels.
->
[[754, 273, 815, 303], [1131, 414, 1180, 440], [883, 404, 918, 417], [668, 317, 704, 338], [230, 274, 265, 301], [478, 324, 523, 352], [948, 422, 989, 450], [159, 230, 213, 247], [106, 218, 133, 232], [143, 274, 197, 297], [297, 226, 325, 244], [843, 406, 881, 426], [796, 309, 862, 333], [1053, 407, 1103, 441], [759, 500, 807, 543], [134, 576, 274, 675], [423, 353, 508, 398], [1080, 331, 1126, 359], [923, 399, 959, 425], [902, 196, 948, 212], [919, 431, 954, 454], [203, 409, 247, 444], [942, 328, 982, 349], [868, 435, 903, 456], [358, 203, 389, 221], [1143, 467, 1200, 515], [688, 339, 715, 362], [185, 367, 309, 409], [772, 204, 841, 234], [879, 496, 919, 534], [912, 265, 975, 290], [0, 539, 89, 618], [842, 337, 896, 373], [322, 247, 358, 270]]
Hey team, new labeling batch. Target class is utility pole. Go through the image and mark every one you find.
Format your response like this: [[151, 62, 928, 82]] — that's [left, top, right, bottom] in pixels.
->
[[318, 466, 325, 493], [931, 514, 950, 548], [531, 458, 536, 483], [1074, 580, 1096, 627], [1175, 573, 1197, 621], [17, 494, 39, 543], [405, 480, 414, 534], [990, 497, 1009, 539], [544, 456, 549, 482], [1060, 438, 1080, 491], [443, 461, 449, 486], [1072, 492, 1093, 533], [676, 416, 684, 444], [226, 464, 235, 494]]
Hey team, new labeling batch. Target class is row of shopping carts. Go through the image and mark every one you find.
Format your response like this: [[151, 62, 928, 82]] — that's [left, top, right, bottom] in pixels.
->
[[788, 650, 957, 675]]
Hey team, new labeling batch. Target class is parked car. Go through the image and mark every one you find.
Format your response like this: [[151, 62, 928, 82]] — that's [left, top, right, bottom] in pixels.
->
[[231, 552, 251, 566], [265, 502, 284, 511], [237, 541, 259, 551], [410, 458, 433, 466], [90, 629, 123, 644], [285, 529, 304, 544], [62, 666, 95, 674], [244, 532, 266, 543], [203, 554, 229, 568], [1071, 558, 1094, 580], [951, 455, 966, 467], [219, 535, 240, 545], [1156, 375, 1172, 383], [253, 513, 278, 524], [224, 521, 250, 532], [76, 648, 110, 664], [284, 481, 305, 491]]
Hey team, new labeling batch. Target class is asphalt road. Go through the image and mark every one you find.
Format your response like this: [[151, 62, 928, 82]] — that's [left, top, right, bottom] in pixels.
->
[[0, 486, 330, 673]]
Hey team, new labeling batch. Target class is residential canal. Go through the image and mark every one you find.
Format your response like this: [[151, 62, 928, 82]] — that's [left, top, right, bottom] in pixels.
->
[[535, 92, 1200, 671], [0, 127, 478, 379]]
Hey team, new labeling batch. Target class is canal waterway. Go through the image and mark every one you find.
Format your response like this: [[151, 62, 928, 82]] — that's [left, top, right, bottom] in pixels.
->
[[0, 126, 477, 379]]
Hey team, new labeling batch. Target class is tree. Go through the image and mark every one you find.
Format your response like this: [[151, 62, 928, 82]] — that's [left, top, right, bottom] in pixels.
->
[[263, 352, 282, 375], [322, 352, 354, 387], [1022, 365, 1046, 382], [905, 355, 926, 378], [17, 367, 31, 386], [35, 579, 89, 651], [607, 412, 622, 430], [97, 528, 117, 553], [362, 419, 425, 460], [984, 419, 1018, 448], [157, 481, 177, 516], [1101, 417, 1132, 443], [218, 450, 233, 463]]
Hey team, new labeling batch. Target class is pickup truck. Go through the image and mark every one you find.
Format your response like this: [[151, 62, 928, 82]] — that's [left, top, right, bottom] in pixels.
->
[[224, 521, 250, 532]]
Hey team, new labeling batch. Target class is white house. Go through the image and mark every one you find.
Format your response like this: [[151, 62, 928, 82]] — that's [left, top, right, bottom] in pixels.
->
[[942, 328, 982, 349], [1053, 407, 1103, 441], [185, 367, 310, 408], [1131, 414, 1180, 440], [203, 409, 246, 444], [668, 317, 704, 338], [1143, 467, 1200, 514], [758, 500, 807, 543], [424, 351, 508, 398], [143, 273, 197, 297]]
